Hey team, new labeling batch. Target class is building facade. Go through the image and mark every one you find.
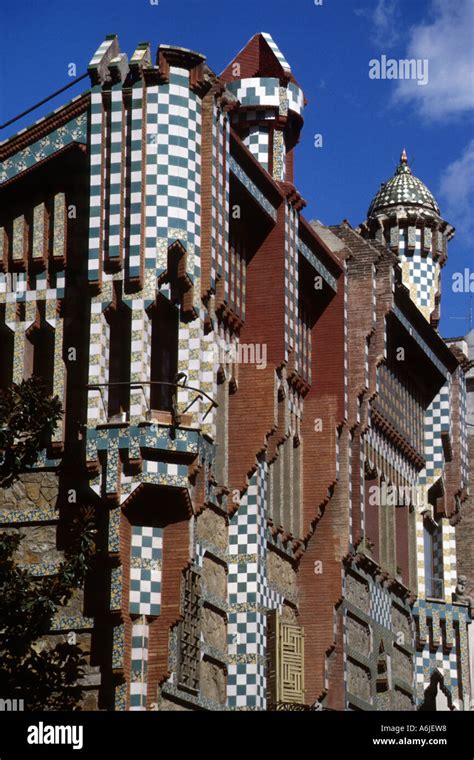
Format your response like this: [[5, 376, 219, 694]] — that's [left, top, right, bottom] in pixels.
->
[[0, 32, 471, 711]]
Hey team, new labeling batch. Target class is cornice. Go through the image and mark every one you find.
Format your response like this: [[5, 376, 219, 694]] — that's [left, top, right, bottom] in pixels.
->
[[0, 93, 89, 162]]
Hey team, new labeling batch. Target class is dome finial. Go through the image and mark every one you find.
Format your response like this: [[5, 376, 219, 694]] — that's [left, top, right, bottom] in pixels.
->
[[396, 148, 411, 175]]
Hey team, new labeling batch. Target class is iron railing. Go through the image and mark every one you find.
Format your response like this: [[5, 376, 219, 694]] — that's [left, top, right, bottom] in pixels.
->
[[85, 378, 217, 427]]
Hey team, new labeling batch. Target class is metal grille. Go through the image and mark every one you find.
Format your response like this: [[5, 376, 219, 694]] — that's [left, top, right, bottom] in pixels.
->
[[267, 610, 305, 707], [177, 567, 201, 692]]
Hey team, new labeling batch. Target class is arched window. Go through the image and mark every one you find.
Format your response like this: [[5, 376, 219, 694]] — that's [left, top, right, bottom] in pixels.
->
[[26, 321, 55, 396], [376, 640, 391, 696]]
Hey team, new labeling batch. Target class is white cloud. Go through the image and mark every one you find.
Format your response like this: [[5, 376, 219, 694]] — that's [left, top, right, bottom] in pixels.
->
[[439, 139, 474, 239], [393, 0, 474, 120], [372, 0, 400, 46], [355, 0, 401, 47]]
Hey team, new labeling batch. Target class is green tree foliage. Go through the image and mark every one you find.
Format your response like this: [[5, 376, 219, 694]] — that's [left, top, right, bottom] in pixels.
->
[[0, 378, 62, 487], [0, 379, 96, 710]]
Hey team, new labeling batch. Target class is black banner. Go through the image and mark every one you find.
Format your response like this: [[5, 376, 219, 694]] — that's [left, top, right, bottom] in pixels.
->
[[0, 709, 471, 758]]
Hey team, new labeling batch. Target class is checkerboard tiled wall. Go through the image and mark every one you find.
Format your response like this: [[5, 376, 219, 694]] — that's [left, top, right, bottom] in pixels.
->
[[129, 526, 163, 616], [129, 618, 149, 710]]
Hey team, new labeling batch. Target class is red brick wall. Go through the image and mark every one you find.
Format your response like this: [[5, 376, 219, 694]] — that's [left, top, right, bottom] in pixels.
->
[[365, 476, 380, 564], [456, 435, 474, 598], [298, 278, 347, 705], [228, 206, 286, 492]]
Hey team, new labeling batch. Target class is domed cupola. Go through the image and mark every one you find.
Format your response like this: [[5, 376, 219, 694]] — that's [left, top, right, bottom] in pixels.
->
[[358, 150, 455, 328], [368, 149, 440, 218]]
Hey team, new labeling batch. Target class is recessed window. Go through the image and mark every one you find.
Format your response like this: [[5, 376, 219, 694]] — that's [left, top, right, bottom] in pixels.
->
[[107, 303, 132, 420], [150, 296, 179, 413]]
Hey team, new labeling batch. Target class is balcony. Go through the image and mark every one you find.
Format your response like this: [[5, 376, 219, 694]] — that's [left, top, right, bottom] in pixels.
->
[[86, 376, 217, 429]]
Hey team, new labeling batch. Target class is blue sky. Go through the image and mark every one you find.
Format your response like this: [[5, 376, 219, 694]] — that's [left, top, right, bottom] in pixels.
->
[[1, 0, 473, 335]]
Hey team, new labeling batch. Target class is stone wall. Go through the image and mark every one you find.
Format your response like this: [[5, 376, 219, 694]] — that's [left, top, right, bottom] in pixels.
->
[[346, 614, 371, 657], [343, 564, 416, 710], [456, 436, 474, 598], [392, 604, 413, 648], [201, 607, 226, 651], [160, 697, 191, 711], [347, 660, 371, 702], [267, 548, 297, 600], [392, 644, 413, 685], [202, 555, 226, 598], [195, 506, 228, 707], [196, 506, 227, 551], [200, 659, 226, 704], [346, 572, 370, 613], [0, 471, 99, 710], [393, 688, 414, 710], [0, 471, 59, 513]]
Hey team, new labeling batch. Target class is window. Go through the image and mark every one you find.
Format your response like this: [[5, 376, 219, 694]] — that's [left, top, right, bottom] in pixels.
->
[[176, 567, 201, 693], [150, 296, 179, 413], [0, 320, 14, 391], [267, 610, 305, 708], [107, 302, 132, 420], [25, 322, 55, 396], [376, 641, 391, 694], [423, 520, 444, 599]]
